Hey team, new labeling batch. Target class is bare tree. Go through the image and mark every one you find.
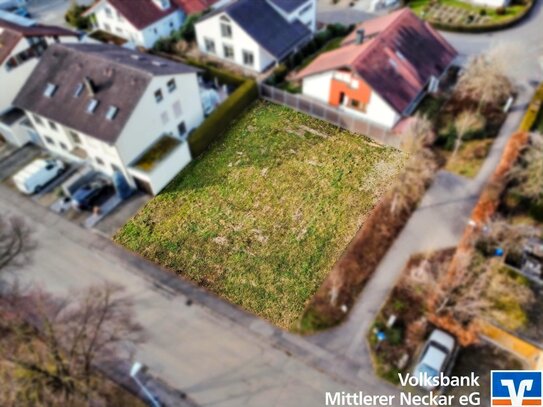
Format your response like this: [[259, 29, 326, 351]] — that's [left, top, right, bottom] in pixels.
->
[[452, 110, 486, 158], [0, 283, 143, 406], [508, 133, 543, 205], [389, 115, 437, 214], [0, 215, 34, 273], [457, 50, 513, 111]]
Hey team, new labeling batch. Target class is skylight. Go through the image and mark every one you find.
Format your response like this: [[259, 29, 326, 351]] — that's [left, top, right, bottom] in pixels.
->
[[74, 83, 84, 98], [44, 83, 58, 98], [87, 99, 99, 114], [106, 106, 118, 121]]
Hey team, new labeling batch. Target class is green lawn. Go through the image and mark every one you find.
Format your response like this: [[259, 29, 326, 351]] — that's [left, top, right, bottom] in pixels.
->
[[115, 101, 404, 329]]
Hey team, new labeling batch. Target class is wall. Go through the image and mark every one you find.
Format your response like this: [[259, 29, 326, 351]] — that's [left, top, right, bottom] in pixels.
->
[[116, 72, 203, 167], [302, 71, 401, 129], [195, 12, 276, 73], [93, 1, 184, 48], [128, 141, 192, 194]]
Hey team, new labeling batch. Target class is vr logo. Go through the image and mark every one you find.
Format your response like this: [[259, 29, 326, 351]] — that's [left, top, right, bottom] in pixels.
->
[[491, 371, 543, 406]]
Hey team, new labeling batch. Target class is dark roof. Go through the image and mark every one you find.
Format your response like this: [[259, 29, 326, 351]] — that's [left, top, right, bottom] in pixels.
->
[[268, 0, 309, 13], [297, 9, 457, 113], [0, 16, 77, 64], [13, 43, 200, 144], [0, 108, 25, 126], [224, 0, 311, 59]]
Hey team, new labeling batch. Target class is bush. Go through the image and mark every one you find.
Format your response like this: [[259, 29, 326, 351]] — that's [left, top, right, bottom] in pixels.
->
[[179, 14, 200, 42], [496, 6, 507, 15], [183, 58, 245, 86], [188, 80, 258, 157], [64, 3, 91, 30]]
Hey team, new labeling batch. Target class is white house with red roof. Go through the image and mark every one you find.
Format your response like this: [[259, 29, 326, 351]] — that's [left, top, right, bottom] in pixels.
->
[[0, 11, 78, 146], [295, 9, 457, 130], [85, 0, 219, 49]]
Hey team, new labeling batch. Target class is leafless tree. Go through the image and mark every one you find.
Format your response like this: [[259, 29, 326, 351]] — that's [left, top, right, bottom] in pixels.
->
[[389, 115, 437, 214], [452, 110, 486, 158], [0, 283, 143, 406], [508, 133, 543, 205], [0, 215, 34, 273], [457, 49, 514, 111]]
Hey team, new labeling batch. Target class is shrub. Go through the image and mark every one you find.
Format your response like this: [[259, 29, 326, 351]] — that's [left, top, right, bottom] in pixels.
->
[[184, 58, 245, 86], [64, 3, 91, 30], [188, 80, 258, 157], [496, 6, 507, 15], [179, 14, 200, 42]]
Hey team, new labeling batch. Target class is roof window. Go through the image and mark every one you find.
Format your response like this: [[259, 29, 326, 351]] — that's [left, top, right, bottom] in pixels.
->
[[87, 99, 99, 114], [106, 105, 118, 120], [74, 83, 84, 97], [44, 83, 58, 98]]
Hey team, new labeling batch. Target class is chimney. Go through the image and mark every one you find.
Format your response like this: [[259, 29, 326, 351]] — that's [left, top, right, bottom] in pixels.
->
[[84, 77, 96, 97], [355, 29, 365, 45]]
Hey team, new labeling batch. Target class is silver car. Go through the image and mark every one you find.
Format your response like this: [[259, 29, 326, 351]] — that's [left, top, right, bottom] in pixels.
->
[[413, 329, 456, 390]]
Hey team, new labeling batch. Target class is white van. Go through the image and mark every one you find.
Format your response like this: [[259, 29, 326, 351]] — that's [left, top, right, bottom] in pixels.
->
[[13, 158, 65, 195]]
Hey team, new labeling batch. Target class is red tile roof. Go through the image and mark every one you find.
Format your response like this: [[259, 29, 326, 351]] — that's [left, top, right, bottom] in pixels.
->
[[172, 0, 218, 14], [297, 9, 457, 114]]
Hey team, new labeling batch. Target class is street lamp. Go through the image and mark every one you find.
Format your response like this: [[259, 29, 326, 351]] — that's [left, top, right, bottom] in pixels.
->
[[130, 362, 162, 407]]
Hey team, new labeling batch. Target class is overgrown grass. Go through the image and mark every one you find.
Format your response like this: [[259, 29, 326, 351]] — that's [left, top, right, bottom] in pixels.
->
[[116, 101, 403, 329], [410, 0, 527, 22], [445, 138, 493, 178]]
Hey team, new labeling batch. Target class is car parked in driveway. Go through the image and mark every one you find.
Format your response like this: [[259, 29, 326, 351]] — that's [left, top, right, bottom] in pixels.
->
[[13, 158, 65, 194], [413, 329, 456, 391], [71, 179, 114, 211]]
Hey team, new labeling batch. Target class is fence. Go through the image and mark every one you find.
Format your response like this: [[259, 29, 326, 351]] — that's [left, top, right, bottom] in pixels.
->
[[259, 84, 401, 149]]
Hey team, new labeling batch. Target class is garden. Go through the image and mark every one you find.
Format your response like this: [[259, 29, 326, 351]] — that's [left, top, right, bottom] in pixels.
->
[[115, 101, 404, 330], [408, 0, 533, 31]]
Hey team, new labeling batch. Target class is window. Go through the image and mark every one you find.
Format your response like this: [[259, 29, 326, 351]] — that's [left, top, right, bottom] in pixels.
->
[[106, 106, 119, 120], [167, 79, 176, 93], [223, 45, 234, 60], [220, 23, 232, 38], [111, 164, 121, 173], [242, 50, 254, 67], [48, 121, 57, 131], [60, 142, 68, 150], [69, 131, 81, 144], [95, 157, 105, 165], [155, 89, 163, 103], [116, 27, 123, 34], [44, 136, 55, 145], [74, 83, 84, 97], [44, 82, 57, 98], [116, 11, 123, 21], [105, 6, 113, 18], [87, 99, 99, 114], [172, 101, 182, 118], [104, 23, 111, 31], [161, 111, 170, 125], [33, 114, 43, 126], [177, 121, 186, 136], [204, 38, 215, 53]]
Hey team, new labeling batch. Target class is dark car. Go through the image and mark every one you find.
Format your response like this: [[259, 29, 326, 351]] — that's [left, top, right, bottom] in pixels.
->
[[71, 179, 114, 211]]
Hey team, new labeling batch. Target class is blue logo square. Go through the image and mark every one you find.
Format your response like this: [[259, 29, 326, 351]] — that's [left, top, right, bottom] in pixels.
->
[[491, 370, 543, 406]]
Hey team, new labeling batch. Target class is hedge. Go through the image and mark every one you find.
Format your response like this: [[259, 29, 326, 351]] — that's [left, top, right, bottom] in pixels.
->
[[427, 0, 535, 33], [188, 80, 258, 157], [183, 58, 246, 87], [519, 83, 543, 131]]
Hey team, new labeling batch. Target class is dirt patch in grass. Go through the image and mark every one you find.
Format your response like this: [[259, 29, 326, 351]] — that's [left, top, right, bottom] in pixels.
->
[[115, 101, 404, 329], [445, 138, 493, 178]]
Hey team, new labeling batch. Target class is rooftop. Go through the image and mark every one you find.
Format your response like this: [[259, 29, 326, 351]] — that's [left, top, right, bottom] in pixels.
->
[[13, 43, 200, 144], [296, 9, 457, 114]]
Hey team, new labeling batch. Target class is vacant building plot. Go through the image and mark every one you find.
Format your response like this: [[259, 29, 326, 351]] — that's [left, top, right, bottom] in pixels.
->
[[115, 101, 404, 329]]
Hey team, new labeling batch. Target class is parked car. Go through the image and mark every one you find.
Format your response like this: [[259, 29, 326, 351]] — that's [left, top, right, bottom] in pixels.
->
[[13, 158, 65, 194], [71, 179, 114, 211], [413, 329, 456, 391]]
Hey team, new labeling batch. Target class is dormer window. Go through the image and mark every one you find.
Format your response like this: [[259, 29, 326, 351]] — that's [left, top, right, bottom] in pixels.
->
[[106, 105, 118, 120], [44, 83, 57, 98], [74, 83, 84, 97], [87, 99, 99, 114]]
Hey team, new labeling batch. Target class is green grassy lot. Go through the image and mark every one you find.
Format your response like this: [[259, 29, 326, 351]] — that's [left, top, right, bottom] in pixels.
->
[[116, 101, 404, 329]]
